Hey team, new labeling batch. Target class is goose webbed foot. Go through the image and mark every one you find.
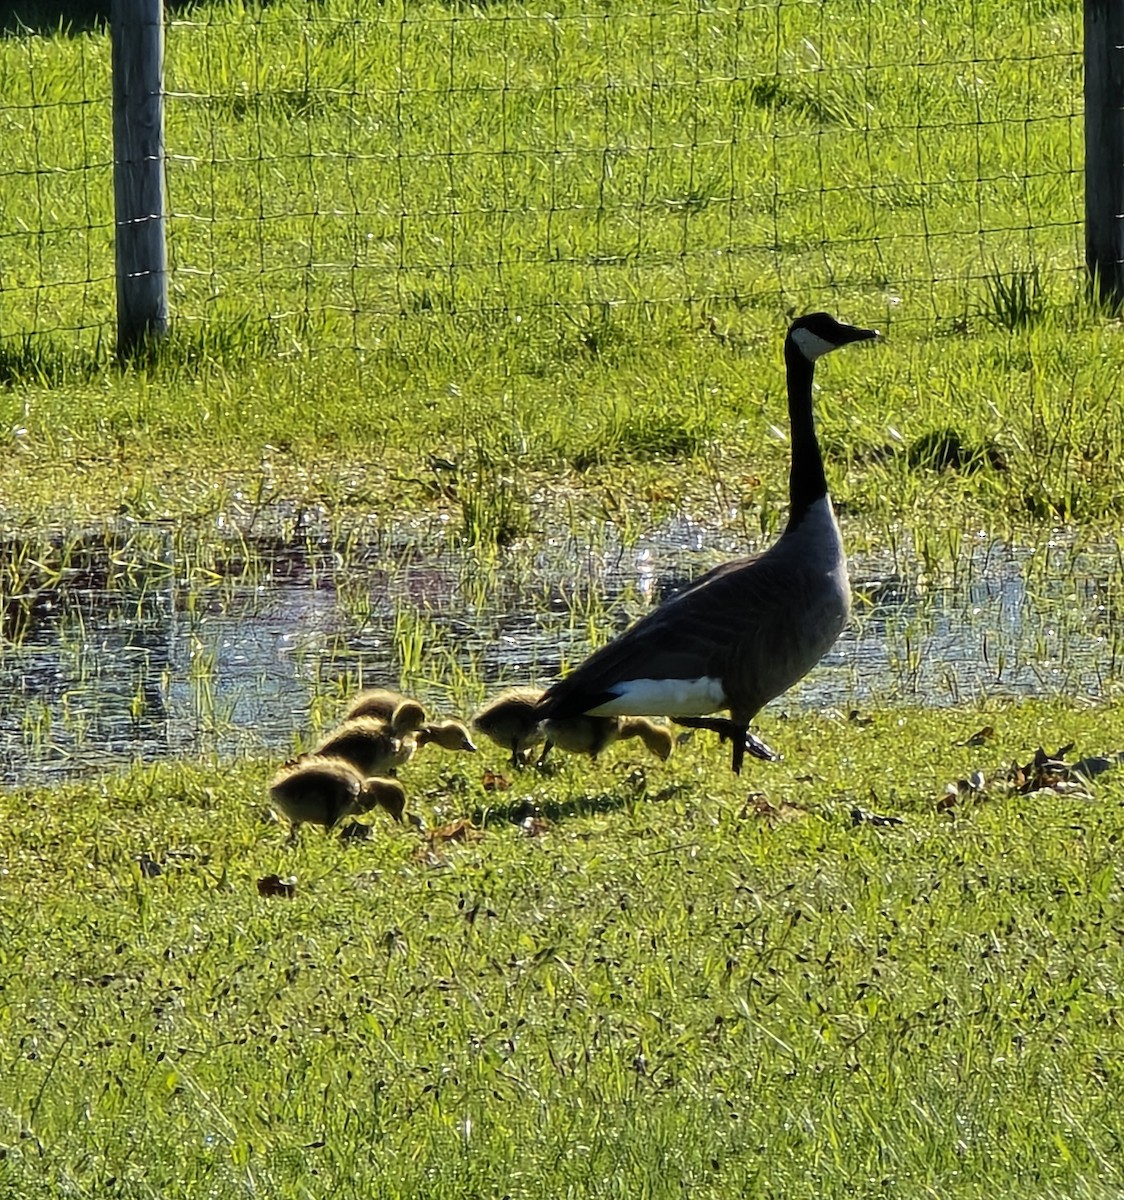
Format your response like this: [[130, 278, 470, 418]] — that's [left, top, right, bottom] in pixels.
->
[[744, 731, 779, 762], [672, 717, 779, 774]]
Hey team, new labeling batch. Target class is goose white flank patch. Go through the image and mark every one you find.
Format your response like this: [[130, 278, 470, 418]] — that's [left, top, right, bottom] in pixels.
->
[[586, 675, 728, 717], [535, 312, 881, 774]]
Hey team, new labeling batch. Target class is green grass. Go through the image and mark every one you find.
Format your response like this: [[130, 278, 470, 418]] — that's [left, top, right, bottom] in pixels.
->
[[0, 0, 1102, 558], [1, 4, 1122, 1193], [2, 699, 1124, 1196]]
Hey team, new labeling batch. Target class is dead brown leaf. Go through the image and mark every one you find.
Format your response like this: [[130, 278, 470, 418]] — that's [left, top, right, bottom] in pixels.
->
[[411, 845, 450, 868], [743, 796, 806, 825], [741, 793, 810, 824], [935, 771, 989, 813], [521, 816, 552, 838], [428, 818, 484, 846], [850, 806, 904, 828], [481, 770, 512, 792], [1007, 743, 1082, 795]]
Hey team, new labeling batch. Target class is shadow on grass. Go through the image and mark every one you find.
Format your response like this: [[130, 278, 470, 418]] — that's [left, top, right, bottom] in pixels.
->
[[471, 780, 690, 828], [0, 335, 108, 387], [472, 790, 631, 828]]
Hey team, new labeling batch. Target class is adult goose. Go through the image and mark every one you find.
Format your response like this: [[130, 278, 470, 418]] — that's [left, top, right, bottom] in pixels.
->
[[535, 312, 879, 774]]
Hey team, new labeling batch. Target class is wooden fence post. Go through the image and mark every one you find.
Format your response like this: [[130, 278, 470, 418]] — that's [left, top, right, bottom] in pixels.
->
[[111, 0, 168, 356], [1085, 0, 1124, 308]]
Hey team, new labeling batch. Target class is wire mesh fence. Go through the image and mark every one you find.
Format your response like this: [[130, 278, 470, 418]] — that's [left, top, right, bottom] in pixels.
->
[[0, 0, 1084, 355]]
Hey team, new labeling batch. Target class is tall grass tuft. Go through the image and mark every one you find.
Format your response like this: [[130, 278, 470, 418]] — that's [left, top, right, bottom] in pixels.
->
[[980, 263, 1046, 330], [456, 447, 532, 549]]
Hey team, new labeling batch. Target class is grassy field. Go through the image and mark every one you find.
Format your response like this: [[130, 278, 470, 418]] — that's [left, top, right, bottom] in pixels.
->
[[4, 1, 1124, 1195], [0, 0, 1103, 553], [2, 700, 1124, 1196]]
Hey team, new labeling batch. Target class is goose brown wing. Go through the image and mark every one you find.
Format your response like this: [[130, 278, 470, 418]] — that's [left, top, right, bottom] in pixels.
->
[[539, 553, 792, 719]]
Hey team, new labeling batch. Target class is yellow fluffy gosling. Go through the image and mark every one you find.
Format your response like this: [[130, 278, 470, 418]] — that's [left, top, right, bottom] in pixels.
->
[[345, 688, 427, 734], [269, 756, 407, 840], [541, 714, 673, 765], [471, 687, 547, 767], [313, 717, 399, 778]]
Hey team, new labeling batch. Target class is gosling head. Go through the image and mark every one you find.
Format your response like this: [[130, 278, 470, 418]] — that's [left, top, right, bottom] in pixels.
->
[[345, 688, 429, 732], [361, 776, 408, 823], [416, 720, 478, 753], [787, 313, 880, 363]]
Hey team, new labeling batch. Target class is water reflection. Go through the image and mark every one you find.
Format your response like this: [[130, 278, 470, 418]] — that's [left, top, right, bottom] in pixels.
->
[[1, 520, 1121, 786]]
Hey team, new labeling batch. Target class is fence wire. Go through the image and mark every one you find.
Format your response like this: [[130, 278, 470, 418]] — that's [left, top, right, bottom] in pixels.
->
[[0, 0, 1084, 353]]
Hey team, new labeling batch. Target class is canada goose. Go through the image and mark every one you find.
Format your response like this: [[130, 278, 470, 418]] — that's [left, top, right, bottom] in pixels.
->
[[540, 714, 673, 765], [471, 688, 547, 767], [269, 756, 407, 839], [345, 688, 427, 734], [535, 312, 880, 774], [394, 720, 478, 770], [313, 717, 399, 778]]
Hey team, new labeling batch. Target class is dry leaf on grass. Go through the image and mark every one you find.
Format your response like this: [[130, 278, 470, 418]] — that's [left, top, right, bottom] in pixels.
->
[[481, 770, 511, 792], [428, 818, 484, 846], [521, 816, 551, 838], [850, 806, 904, 828], [960, 725, 995, 747], [940, 742, 1124, 811], [740, 794, 810, 824], [935, 770, 988, 813]]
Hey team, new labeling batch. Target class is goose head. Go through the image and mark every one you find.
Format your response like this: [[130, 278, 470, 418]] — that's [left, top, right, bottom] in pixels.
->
[[787, 313, 880, 363]]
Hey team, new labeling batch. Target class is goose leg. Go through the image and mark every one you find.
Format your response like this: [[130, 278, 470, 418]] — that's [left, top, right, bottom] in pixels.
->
[[731, 729, 747, 775], [535, 739, 555, 769], [673, 715, 739, 737], [672, 717, 779, 773]]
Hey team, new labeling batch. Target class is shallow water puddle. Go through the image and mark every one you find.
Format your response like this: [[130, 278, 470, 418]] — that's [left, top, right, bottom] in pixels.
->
[[0, 523, 1120, 786]]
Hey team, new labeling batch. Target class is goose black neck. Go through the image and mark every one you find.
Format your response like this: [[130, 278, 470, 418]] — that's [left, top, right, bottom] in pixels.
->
[[783, 338, 828, 528]]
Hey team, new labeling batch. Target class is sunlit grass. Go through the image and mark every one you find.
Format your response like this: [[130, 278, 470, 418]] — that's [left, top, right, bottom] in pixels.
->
[[1, 698, 1124, 1195], [0, 4, 1119, 1191], [0, 0, 1101, 558]]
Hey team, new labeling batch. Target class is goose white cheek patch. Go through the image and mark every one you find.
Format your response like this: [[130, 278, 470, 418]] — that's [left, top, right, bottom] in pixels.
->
[[789, 327, 836, 362], [588, 676, 727, 717]]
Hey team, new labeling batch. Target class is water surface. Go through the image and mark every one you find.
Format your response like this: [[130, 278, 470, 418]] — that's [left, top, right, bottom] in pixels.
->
[[2, 517, 1120, 786]]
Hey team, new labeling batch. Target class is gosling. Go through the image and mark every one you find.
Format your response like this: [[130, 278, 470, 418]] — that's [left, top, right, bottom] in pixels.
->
[[313, 717, 399, 778], [473, 688, 672, 768], [345, 688, 427, 734], [395, 720, 478, 770], [541, 714, 673, 765], [471, 687, 547, 767], [269, 756, 407, 840]]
